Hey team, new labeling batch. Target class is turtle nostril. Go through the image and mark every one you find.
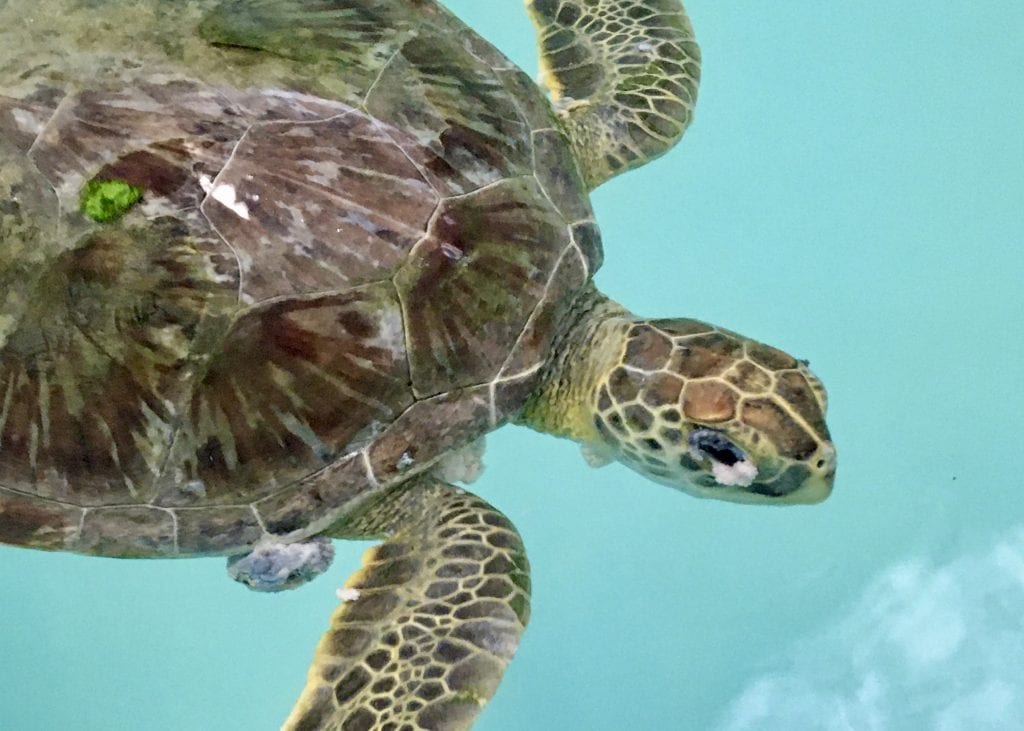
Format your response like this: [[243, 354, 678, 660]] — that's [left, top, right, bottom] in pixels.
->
[[815, 442, 837, 475]]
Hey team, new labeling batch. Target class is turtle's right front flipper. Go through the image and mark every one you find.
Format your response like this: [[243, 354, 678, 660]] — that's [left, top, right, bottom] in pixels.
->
[[284, 479, 531, 731], [526, 0, 701, 189]]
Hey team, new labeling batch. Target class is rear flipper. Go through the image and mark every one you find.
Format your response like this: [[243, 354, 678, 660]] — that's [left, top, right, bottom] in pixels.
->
[[284, 478, 531, 731]]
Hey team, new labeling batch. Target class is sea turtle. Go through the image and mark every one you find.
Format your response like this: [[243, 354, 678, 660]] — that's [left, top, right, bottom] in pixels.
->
[[0, 0, 836, 728]]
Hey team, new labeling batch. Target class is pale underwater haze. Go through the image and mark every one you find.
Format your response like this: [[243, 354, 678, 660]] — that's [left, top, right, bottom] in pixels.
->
[[1, 1, 1022, 729]]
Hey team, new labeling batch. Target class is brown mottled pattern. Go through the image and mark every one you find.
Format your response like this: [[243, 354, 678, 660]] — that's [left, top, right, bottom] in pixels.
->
[[608, 367, 646, 403], [198, 0, 451, 106], [0, 218, 238, 505], [649, 317, 714, 336], [532, 129, 592, 224], [746, 341, 799, 371], [1, 0, 594, 558], [28, 79, 255, 213], [156, 283, 412, 506], [395, 178, 571, 397], [368, 387, 493, 486], [1, 149, 62, 341], [491, 369, 544, 423], [364, 33, 534, 195], [204, 109, 438, 303], [499, 245, 588, 380], [0, 491, 82, 550], [644, 373, 686, 412], [78, 506, 177, 557], [624, 324, 673, 370], [0, 89, 63, 155], [775, 370, 830, 440], [670, 331, 745, 378], [254, 454, 370, 538], [726, 359, 772, 394], [177, 505, 264, 554]]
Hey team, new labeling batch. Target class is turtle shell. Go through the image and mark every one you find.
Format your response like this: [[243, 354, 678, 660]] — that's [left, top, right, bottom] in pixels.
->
[[0, 0, 600, 556]]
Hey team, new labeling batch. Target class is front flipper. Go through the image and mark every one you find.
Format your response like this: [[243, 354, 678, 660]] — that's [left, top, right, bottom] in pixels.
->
[[284, 479, 531, 731], [526, 0, 701, 189]]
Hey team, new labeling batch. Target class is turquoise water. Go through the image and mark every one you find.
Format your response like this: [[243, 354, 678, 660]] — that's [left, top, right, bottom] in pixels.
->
[[2, 1, 1023, 729]]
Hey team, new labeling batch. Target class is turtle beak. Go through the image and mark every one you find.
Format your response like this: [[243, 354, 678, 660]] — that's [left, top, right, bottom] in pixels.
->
[[786, 442, 837, 504]]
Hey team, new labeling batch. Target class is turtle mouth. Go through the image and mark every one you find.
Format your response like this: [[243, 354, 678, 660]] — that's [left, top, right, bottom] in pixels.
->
[[688, 428, 758, 487]]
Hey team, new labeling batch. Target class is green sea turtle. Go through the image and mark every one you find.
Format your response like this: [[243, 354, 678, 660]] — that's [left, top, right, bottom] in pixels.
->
[[0, 0, 836, 728]]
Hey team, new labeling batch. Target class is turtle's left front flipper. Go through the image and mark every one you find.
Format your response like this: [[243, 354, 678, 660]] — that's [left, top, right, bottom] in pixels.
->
[[284, 478, 530, 731]]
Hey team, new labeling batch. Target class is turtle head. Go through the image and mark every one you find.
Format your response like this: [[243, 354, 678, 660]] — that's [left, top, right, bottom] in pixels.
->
[[520, 290, 836, 504], [544, 311, 831, 503], [586, 318, 835, 504]]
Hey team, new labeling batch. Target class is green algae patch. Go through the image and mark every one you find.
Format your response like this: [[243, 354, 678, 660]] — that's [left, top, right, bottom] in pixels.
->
[[80, 179, 144, 223]]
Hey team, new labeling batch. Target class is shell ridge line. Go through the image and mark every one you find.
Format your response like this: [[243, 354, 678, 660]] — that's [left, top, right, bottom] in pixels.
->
[[494, 67, 538, 167], [199, 124, 250, 306], [360, 448, 379, 487], [495, 241, 575, 381], [436, 174, 536, 206], [369, 117, 442, 197], [384, 276, 418, 409], [358, 44, 406, 113], [248, 504, 270, 536], [74, 506, 88, 544], [568, 224, 591, 285], [22, 93, 68, 240], [221, 152, 429, 246]]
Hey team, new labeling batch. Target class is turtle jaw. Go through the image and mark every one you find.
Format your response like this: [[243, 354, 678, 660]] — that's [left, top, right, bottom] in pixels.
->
[[777, 441, 837, 504], [612, 437, 837, 506]]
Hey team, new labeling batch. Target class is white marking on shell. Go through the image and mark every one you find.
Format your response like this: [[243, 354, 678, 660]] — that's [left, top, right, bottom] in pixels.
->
[[440, 242, 464, 261], [396, 451, 415, 470], [360, 449, 380, 487], [211, 183, 250, 220], [11, 108, 42, 135]]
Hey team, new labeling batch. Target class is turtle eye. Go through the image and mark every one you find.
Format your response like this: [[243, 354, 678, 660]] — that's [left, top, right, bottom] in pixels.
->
[[688, 428, 745, 467]]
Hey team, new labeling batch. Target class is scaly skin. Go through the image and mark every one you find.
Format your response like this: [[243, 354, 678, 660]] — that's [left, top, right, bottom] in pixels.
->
[[526, 0, 702, 189], [520, 284, 836, 504], [287, 478, 530, 731]]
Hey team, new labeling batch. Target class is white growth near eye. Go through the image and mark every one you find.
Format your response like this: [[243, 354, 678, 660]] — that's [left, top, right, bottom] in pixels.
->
[[711, 459, 758, 487], [336, 587, 361, 602]]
